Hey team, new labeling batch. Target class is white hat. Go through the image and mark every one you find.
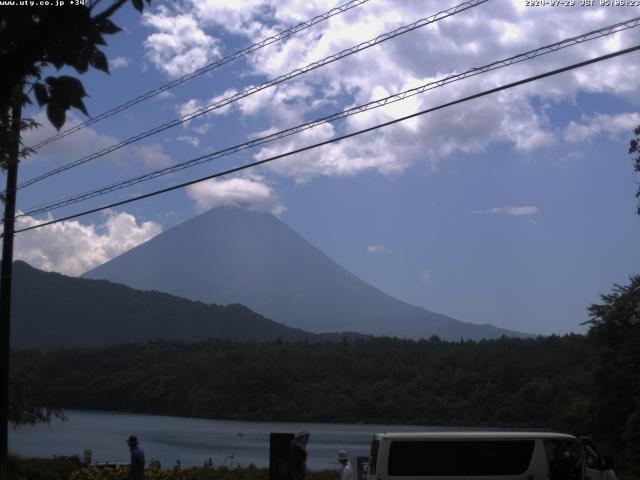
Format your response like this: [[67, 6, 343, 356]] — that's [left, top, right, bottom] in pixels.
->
[[337, 450, 349, 461]]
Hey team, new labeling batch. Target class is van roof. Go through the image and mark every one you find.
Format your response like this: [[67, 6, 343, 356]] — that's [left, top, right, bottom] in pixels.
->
[[373, 431, 576, 440]]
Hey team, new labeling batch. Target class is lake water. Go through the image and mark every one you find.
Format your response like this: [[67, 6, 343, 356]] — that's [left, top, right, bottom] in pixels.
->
[[9, 410, 441, 469]]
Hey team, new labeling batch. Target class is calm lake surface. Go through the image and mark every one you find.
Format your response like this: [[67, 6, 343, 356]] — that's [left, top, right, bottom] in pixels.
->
[[9, 410, 441, 469]]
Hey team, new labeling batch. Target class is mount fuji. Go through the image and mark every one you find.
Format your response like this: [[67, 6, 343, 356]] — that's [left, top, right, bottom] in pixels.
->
[[84, 207, 526, 340]]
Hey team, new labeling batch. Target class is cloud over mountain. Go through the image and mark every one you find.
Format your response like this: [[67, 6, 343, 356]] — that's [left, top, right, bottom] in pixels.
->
[[10, 211, 161, 276], [187, 177, 285, 214]]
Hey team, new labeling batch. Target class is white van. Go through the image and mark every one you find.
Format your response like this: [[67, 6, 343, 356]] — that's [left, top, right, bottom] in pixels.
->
[[367, 431, 616, 480]]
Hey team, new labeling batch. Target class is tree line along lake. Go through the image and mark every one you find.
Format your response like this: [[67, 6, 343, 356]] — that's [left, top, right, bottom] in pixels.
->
[[9, 410, 448, 470]]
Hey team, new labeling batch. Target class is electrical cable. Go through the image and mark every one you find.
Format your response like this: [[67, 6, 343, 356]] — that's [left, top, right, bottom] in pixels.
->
[[17, 16, 640, 219], [27, 0, 374, 151], [12, 44, 640, 235], [17, 0, 488, 190]]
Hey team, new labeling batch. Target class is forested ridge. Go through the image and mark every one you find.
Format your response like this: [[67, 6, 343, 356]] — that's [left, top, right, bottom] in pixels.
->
[[9, 261, 363, 348]]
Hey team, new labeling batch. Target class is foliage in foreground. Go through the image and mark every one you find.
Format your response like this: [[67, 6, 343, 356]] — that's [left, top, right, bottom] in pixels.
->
[[629, 125, 640, 214], [71, 465, 338, 480], [9, 371, 65, 427], [584, 275, 640, 478], [0, 0, 152, 140], [8, 457, 338, 480], [7, 454, 82, 480]]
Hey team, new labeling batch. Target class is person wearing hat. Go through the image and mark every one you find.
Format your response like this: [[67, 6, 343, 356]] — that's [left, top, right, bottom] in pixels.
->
[[127, 435, 145, 480], [337, 450, 353, 480]]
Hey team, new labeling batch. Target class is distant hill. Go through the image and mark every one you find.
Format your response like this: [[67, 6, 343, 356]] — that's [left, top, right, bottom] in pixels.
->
[[84, 207, 529, 340], [9, 261, 347, 349]]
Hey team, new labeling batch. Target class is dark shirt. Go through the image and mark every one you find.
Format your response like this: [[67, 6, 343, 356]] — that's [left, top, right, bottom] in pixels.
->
[[129, 446, 145, 480], [288, 444, 307, 480]]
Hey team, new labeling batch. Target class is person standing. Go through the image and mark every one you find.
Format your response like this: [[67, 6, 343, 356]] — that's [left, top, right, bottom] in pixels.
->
[[288, 431, 310, 480], [337, 450, 353, 480], [127, 435, 145, 480]]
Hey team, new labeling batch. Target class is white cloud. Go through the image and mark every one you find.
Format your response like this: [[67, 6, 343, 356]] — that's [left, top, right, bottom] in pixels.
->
[[254, 122, 404, 182], [201, 88, 240, 116], [141, 0, 640, 179], [471, 206, 539, 216], [176, 83, 314, 137], [130, 143, 173, 167], [367, 244, 392, 254], [191, 123, 213, 135], [178, 98, 204, 120], [155, 90, 175, 100], [11, 211, 162, 276], [564, 112, 640, 143], [187, 0, 273, 38], [110, 56, 130, 70], [22, 113, 173, 168], [143, 5, 221, 77], [176, 88, 241, 132], [186, 176, 285, 214], [177, 135, 200, 147], [23, 112, 120, 163]]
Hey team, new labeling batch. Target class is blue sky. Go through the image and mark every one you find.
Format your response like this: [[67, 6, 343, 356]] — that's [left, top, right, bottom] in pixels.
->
[[9, 0, 640, 335]]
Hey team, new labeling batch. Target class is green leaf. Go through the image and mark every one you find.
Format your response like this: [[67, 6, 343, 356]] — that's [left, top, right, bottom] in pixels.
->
[[33, 82, 49, 106], [63, 49, 90, 74], [95, 18, 122, 35], [89, 50, 109, 74], [45, 76, 89, 118], [46, 75, 88, 100], [69, 97, 89, 117], [21, 119, 40, 132], [47, 102, 66, 130], [19, 92, 32, 106], [48, 56, 65, 70], [131, 0, 144, 12], [88, 28, 107, 46]]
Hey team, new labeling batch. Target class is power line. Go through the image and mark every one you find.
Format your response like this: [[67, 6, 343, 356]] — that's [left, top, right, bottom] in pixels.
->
[[17, 0, 488, 190], [27, 0, 373, 152], [20, 0, 486, 189], [17, 16, 640, 219], [12, 44, 640, 235]]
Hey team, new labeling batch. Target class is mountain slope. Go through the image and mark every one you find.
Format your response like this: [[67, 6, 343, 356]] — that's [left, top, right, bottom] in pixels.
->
[[84, 207, 526, 340], [9, 261, 330, 349]]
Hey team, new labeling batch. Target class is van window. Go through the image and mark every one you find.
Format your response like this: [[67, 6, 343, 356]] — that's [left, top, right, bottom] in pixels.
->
[[544, 439, 583, 480], [388, 440, 535, 476], [467, 440, 535, 475], [580, 438, 604, 470], [369, 439, 379, 476]]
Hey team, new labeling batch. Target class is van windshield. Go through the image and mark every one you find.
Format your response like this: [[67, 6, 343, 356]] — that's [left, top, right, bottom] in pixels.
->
[[544, 439, 583, 480], [580, 437, 604, 470], [387, 440, 535, 476]]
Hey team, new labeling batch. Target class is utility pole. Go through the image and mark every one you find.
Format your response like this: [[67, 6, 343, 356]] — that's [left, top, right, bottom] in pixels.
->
[[0, 100, 22, 480]]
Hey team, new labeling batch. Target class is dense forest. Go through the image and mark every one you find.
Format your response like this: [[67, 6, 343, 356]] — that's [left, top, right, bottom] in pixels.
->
[[13, 335, 587, 427], [10, 275, 640, 476]]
